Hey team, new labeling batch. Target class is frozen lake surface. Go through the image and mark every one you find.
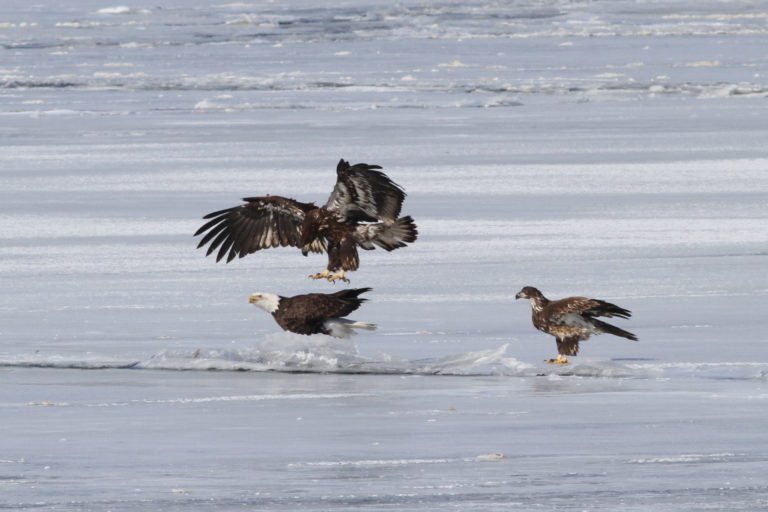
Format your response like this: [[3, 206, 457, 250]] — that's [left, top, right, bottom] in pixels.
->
[[1, 0, 767, 510]]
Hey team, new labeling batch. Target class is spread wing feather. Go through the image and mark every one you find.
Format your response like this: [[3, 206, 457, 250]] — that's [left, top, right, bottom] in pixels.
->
[[196, 218, 229, 249], [194, 196, 324, 262], [217, 233, 237, 263], [324, 159, 406, 223]]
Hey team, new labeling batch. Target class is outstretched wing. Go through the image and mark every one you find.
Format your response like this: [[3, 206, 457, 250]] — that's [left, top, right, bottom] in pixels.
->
[[323, 158, 406, 223], [194, 196, 324, 263]]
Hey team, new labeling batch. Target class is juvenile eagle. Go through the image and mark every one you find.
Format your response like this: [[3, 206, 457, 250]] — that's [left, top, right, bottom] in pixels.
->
[[248, 287, 376, 338], [515, 286, 638, 364], [194, 159, 418, 282]]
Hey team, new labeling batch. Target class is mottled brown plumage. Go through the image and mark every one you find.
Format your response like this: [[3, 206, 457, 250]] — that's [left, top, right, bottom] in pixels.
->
[[194, 159, 418, 282], [248, 288, 376, 338], [515, 286, 638, 364]]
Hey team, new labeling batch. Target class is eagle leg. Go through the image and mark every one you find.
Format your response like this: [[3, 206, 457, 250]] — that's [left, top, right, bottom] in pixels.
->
[[309, 269, 331, 280], [327, 270, 349, 283], [546, 355, 569, 365]]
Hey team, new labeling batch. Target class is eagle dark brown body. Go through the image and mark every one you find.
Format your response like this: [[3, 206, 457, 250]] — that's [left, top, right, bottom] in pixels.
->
[[248, 287, 376, 338], [515, 286, 638, 364], [299, 208, 416, 279], [194, 159, 417, 282]]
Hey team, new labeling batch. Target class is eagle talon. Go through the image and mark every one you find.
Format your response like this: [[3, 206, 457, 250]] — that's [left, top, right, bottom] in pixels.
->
[[309, 269, 331, 280], [546, 356, 569, 365], [327, 271, 349, 283]]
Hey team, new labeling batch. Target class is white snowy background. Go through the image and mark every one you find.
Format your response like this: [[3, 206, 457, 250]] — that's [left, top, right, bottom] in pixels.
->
[[1, 0, 767, 510]]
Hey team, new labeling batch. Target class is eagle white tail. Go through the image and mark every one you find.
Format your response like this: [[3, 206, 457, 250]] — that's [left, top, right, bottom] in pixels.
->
[[324, 318, 377, 339]]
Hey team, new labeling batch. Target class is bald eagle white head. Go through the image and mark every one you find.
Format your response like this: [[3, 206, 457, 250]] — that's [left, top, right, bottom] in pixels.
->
[[248, 292, 280, 314]]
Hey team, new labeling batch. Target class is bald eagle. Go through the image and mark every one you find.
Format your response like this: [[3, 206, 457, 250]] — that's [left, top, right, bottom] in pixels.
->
[[515, 286, 638, 364], [194, 159, 418, 283], [248, 287, 376, 338]]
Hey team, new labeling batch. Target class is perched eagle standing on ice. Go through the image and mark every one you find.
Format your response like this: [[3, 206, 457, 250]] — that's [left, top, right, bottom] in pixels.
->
[[515, 286, 638, 364], [248, 287, 376, 338], [194, 159, 418, 282]]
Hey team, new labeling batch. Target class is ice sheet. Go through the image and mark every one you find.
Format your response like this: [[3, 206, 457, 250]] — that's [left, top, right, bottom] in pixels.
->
[[1, 1, 767, 510]]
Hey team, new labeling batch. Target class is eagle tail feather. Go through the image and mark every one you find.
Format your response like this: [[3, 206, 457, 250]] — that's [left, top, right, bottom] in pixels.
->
[[593, 319, 638, 341], [348, 321, 377, 331], [340, 287, 373, 299], [324, 318, 377, 338], [332, 287, 372, 306], [372, 216, 418, 251], [595, 301, 632, 319]]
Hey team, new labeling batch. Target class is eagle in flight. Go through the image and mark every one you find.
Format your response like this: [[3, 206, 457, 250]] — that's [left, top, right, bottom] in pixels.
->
[[515, 286, 638, 364], [194, 159, 417, 282], [248, 287, 376, 338]]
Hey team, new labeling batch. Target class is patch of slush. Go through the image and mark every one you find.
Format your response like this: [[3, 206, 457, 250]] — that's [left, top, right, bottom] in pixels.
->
[[141, 334, 528, 375], [4, 334, 765, 380]]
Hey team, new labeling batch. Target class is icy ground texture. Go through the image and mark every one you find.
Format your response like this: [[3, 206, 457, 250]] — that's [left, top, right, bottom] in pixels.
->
[[1, 0, 768, 510]]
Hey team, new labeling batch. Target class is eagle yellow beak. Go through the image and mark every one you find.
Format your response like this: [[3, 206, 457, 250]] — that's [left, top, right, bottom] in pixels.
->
[[248, 294, 259, 304]]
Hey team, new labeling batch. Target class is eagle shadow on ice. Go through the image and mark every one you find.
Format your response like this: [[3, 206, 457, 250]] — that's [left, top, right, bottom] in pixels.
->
[[515, 286, 638, 365], [194, 159, 417, 283]]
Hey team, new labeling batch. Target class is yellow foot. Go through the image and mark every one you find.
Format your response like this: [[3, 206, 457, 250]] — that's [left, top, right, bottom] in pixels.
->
[[327, 270, 349, 283], [546, 355, 569, 365], [309, 269, 330, 280]]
